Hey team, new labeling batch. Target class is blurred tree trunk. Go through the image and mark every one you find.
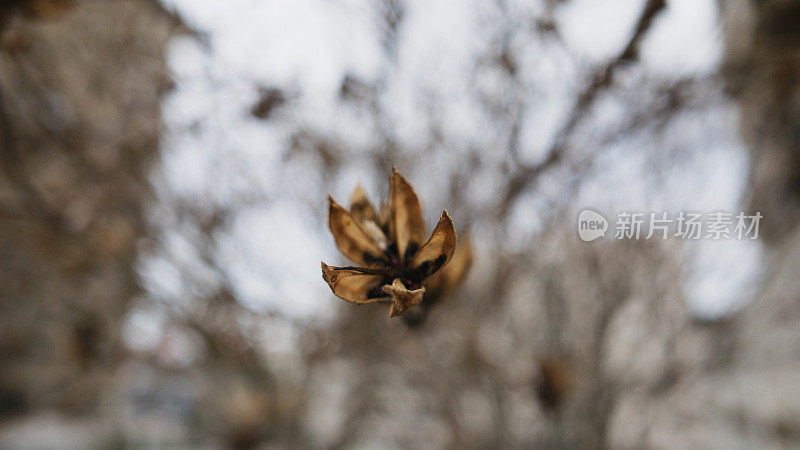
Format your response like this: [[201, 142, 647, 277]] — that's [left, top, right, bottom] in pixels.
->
[[0, 0, 179, 418], [714, 0, 800, 446], [723, 0, 800, 242], [608, 2, 800, 447]]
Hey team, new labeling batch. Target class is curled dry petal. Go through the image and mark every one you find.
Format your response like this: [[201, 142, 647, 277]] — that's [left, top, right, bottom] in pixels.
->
[[388, 167, 425, 262], [328, 196, 386, 266], [321, 262, 386, 303], [383, 278, 425, 317], [423, 235, 473, 300], [409, 210, 456, 278], [349, 185, 379, 224]]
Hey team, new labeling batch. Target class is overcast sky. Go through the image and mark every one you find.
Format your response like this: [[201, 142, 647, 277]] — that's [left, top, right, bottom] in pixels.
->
[[143, 0, 763, 329]]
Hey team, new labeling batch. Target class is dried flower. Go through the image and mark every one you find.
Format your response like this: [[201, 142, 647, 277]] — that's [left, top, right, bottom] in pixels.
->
[[321, 167, 470, 317]]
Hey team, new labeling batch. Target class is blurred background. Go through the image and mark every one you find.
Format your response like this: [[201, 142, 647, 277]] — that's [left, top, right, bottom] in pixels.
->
[[1, 0, 799, 448]]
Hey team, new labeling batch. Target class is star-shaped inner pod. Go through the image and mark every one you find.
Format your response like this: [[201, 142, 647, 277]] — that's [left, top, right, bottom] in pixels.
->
[[321, 168, 461, 317]]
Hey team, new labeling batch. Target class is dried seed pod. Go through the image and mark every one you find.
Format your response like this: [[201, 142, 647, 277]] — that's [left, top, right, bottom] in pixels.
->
[[321, 168, 469, 318]]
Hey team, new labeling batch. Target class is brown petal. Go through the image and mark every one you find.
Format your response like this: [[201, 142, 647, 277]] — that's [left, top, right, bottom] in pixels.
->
[[423, 235, 473, 299], [321, 262, 387, 303], [377, 201, 390, 228], [409, 210, 456, 277], [328, 196, 386, 266], [349, 184, 379, 224], [383, 278, 425, 317], [388, 167, 425, 262]]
